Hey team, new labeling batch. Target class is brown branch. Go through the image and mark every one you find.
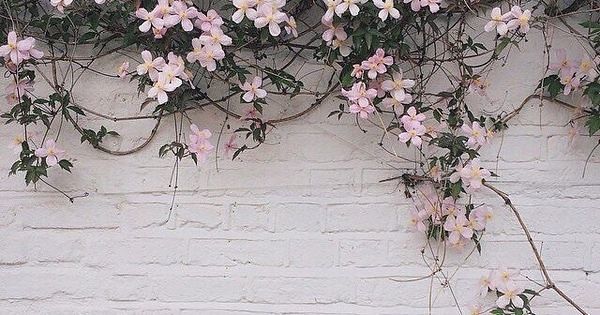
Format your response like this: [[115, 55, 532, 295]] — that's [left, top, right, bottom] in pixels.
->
[[483, 182, 589, 315]]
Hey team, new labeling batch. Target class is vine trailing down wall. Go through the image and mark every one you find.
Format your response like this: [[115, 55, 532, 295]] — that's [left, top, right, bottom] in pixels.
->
[[1, 0, 599, 313]]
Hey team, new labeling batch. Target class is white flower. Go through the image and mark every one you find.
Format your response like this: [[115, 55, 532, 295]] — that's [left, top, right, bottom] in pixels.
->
[[373, 0, 400, 21], [232, 0, 258, 23], [484, 7, 510, 36], [240, 76, 267, 102], [254, 5, 287, 36], [449, 158, 490, 191]]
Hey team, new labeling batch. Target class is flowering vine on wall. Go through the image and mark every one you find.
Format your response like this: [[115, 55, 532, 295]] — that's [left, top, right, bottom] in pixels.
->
[[1, 0, 599, 314]]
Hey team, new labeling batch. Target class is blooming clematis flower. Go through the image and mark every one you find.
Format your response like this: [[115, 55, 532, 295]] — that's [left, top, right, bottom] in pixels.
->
[[496, 281, 525, 308], [186, 39, 225, 72], [560, 70, 581, 95], [507, 6, 531, 34], [461, 121, 487, 148], [403, 0, 421, 12], [382, 70, 415, 101], [223, 134, 238, 156], [50, 0, 73, 12], [136, 8, 164, 32], [478, 271, 496, 297], [349, 101, 375, 119], [576, 55, 598, 80], [399, 123, 427, 147], [321, 18, 347, 44], [199, 27, 233, 48], [449, 158, 490, 191], [361, 48, 394, 79], [148, 73, 178, 104], [550, 49, 575, 75], [0, 31, 44, 65], [322, 0, 341, 21], [254, 5, 287, 36], [5, 78, 34, 106], [373, 0, 400, 22], [35, 139, 65, 167], [400, 106, 426, 129], [188, 124, 214, 163], [335, 0, 366, 17], [408, 208, 428, 232], [117, 61, 129, 79], [137, 50, 166, 82], [168, 1, 198, 31], [420, 0, 441, 13], [196, 9, 224, 32], [331, 37, 353, 57], [484, 7, 510, 36], [443, 212, 473, 245], [233, 0, 258, 23], [240, 76, 267, 102], [342, 82, 377, 108], [8, 135, 26, 154]]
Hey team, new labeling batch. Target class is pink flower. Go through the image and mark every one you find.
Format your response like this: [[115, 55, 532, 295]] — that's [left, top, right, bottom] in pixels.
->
[[382, 70, 415, 101], [403, 0, 421, 12], [473, 205, 493, 225], [254, 5, 287, 36], [34, 139, 65, 167], [188, 124, 214, 163], [321, 18, 347, 43], [342, 82, 377, 107], [496, 281, 524, 309], [443, 212, 473, 245], [117, 61, 129, 79], [168, 1, 198, 31], [449, 158, 490, 191], [349, 102, 375, 119], [560, 70, 581, 95], [351, 64, 364, 78], [398, 124, 427, 147], [441, 197, 460, 216], [199, 26, 233, 48], [484, 7, 510, 36], [136, 8, 164, 32], [420, 0, 440, 13], [240, 76, 267, 102], [137, 50, 166, 81], [373, 0, 400, 21], [50, 0, 73, 12], [322, 0, 341, 21], [0, 31, 44, 66], [195, 9, 224, 32], [242, 106, 260, 120], [400, 106, 426, 129], [409, 208, 428, 232], [576, 55, 598, 80], [223, 134, 238, 156], [478, 271, 496, 297], [549, 49, 575, 75], [461, 121, 487, 148], [186, 39, 225, 72], [335, 0, 365, 17], [148, 73, 178, 104], [506, 6, 531, 34], [361, 48, 393, 79], [331, 37, 353, 57], [232, 0, 258, 23], [4, 78, 34, 106]]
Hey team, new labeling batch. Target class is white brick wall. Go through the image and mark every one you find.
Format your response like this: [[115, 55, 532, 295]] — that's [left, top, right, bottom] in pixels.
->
[[1, 23, 599, 315]]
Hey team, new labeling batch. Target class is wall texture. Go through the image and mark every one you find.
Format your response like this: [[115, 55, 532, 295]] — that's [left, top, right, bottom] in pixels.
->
[[1, 21, 599, 315]]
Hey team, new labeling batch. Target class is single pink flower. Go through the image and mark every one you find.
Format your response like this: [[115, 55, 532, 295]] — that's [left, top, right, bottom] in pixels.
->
[[35, 139, 65, 167]]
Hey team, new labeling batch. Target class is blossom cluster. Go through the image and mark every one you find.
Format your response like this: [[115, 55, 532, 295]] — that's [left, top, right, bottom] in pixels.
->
[[188, 124, 214, 163], [231, 0, 298, 37], [0, 31, 43, 68], [135, 51, 191, 104], [549, 49, 599, 96], [410, 183, 493, 249], [476, 269, 530, 310], [484, 6, 531, 36]]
